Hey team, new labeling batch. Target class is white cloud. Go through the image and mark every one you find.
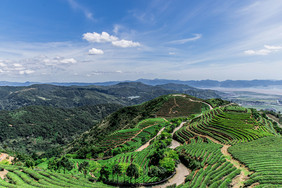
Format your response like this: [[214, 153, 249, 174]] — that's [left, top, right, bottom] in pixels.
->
[[112, 39, 141, 48], [168, 34, 202, 44], [169, 52, 176, 55], [43, 57, 77, 65], [244, 49, 271, 55], [264, 45, 282, 50], [245, 44, 282, 56], [0, 62, 7, 67], [60, 58, 77, 64], [13, 63, 22, 67], [88, 48, 104, 55], [19, 70, 35, 75], [83, 31, 141, 48], [83, 32, 118, 43]]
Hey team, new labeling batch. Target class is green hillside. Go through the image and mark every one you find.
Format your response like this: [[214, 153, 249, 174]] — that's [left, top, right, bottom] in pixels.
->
[[0, 94, 280, 188], [65, 94, 209, 157], [0, 104, 122, 154]]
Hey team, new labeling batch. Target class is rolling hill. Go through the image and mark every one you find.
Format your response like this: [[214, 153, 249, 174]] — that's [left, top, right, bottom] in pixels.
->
[[65, 94, 211, 157]]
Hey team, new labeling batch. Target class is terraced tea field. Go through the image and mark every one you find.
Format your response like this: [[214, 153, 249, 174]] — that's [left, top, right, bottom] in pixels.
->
[[99, 145, 159, 184], [172, 105, 280, 187], [176, 137, 241, 188], [0, 164, 110, 188], [175, 106, 275, 145], [229, 136, 282, 187], [95, 118, 167, 156]]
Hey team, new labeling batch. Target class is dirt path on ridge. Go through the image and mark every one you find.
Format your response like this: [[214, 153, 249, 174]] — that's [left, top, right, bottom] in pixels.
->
[[188, 98, 213, 110], [186, 125, 252, 188], [172, 121, 186, 134], [169, 121, 186, 149], [169, 97, 179, 114], [135, 127, 166, 152], [171, 94, 213, 110], [221, 145, 252, 188]]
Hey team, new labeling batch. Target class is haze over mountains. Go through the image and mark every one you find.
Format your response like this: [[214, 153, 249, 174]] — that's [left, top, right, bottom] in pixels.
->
[[1, 79, 282, 88]]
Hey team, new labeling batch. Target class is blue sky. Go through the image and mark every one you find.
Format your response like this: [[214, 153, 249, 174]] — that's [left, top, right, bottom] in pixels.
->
[[0, 0, 282, 82]]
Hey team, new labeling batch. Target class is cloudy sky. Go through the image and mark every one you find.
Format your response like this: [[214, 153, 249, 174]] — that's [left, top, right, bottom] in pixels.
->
[[0, 0, 282, 82]]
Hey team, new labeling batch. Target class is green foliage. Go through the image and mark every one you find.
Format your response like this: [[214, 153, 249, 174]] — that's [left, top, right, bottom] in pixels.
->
[[48, 157, 60, 172], [112, 163, 122, 183], [100, 164, 112, 181], [126, 163, 140, 183], [89, 161, 101, 174], [25, 159, 35, 169], [47, 156, 74, 174], [205, 98, 230, 108], [164, 150, 179, 160], [159, 157, 175, 173], [78, 161, 89, 178], [0, 159, 10, 165]]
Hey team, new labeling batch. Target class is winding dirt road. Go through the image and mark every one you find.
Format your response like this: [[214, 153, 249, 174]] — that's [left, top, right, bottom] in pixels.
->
[[169, 121, 186, 149], [152, 163, 191, 188], [152, 122, 190, 187], [186, 124, 252, 187]]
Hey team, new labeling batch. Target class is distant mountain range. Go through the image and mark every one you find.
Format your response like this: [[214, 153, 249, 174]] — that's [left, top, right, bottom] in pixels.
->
[[1, 79, 282, 88], [0, 82, 223, 110]]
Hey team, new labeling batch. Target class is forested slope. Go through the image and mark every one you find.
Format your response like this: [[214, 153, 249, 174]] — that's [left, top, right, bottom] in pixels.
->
[[0, 104, 122, 154]]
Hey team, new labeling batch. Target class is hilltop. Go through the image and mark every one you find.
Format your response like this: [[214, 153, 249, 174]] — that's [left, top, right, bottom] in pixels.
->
[[65, 94, 211, 157]]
